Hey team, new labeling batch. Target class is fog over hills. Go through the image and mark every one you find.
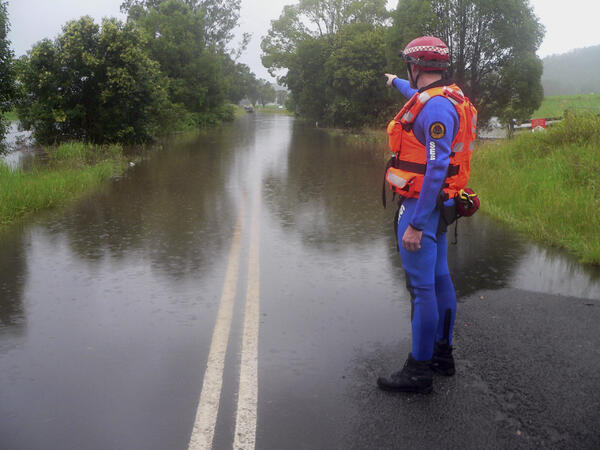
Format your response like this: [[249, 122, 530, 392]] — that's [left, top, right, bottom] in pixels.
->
[[542, 44, 600, 96]]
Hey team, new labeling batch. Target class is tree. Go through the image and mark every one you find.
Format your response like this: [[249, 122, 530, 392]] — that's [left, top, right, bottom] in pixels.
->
[[121, 0, 241, 50], [275, 89, 289, 105], [0, 0, 15, 151], [16, 17, 172, 144], [122, 0, 244, 125], [261, 0, 395, 127], [284, 36, 330, 119], [389, 0, 545, 123], [324, 24, 396, 127], [276, 25, 396, 126], [222, 60, 253, 104], [261, 0, 389, 82], [257, 80, 276, 107]]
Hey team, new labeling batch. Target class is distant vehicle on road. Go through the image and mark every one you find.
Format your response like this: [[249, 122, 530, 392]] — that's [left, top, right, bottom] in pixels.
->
[[244, 105, 254, 113]]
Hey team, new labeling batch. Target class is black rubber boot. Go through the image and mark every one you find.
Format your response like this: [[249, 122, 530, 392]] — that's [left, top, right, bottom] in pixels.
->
[[430, 342, 455, 376], [377, 353, 433, 393]]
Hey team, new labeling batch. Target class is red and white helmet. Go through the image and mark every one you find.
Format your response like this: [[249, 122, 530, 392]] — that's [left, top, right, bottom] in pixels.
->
[[401, 36, 450, 71]]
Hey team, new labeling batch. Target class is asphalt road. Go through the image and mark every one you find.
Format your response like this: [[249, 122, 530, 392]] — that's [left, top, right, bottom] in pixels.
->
[[338, 288, 600, 449]]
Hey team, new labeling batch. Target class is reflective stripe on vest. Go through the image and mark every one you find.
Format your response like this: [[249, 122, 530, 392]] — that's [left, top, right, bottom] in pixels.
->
[[387, 171, 409, 188]]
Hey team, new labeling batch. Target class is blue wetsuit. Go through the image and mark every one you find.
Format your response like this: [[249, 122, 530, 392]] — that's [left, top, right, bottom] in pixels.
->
[[393, 77, 458, 361]]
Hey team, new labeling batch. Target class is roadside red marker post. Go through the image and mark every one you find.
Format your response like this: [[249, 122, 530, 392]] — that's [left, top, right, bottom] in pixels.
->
[[531, 118, 546, 131]]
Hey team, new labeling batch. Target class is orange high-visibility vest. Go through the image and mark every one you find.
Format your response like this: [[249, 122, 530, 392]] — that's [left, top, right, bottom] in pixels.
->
[[385, 83, 477, 200]]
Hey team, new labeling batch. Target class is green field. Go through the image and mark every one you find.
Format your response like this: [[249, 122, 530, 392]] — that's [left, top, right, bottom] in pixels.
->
[[471, 112, 600, 265], [532, 93, 600, 119]]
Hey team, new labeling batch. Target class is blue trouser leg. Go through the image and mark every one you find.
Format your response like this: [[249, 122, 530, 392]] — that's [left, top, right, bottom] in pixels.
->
[[397, 199, 439, 361], [434, 232, 457, 345], [397, 199, 458, 359]]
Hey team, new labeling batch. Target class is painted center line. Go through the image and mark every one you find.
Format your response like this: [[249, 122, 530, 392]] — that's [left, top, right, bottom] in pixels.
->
[[188, 204, 245, 450], [233, 190, 261, 450]]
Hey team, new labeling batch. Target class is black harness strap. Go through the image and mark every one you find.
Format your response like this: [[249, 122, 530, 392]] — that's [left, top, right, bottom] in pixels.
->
[[394, 160, 460, 177], [395, 160, 426, 174]]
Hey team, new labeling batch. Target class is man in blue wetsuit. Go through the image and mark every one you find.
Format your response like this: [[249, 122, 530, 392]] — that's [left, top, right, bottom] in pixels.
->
[[377, 36, 477, 393]]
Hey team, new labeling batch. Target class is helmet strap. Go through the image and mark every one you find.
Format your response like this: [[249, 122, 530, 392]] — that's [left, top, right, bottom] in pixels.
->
[[407, 64, 421, 89]]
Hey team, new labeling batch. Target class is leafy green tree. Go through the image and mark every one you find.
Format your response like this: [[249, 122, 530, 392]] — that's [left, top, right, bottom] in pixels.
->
[[16, 17, 172, 144], [284, 36, 330, 119], [0, 0, 15, 151], [222, 60, 253, 104], [262, 0, 394, 127], [324, 24, 396, 127], [256, 80, 276, 107], [492, 53, 543, 127], [389, 0, 545, 123], [122, 0, 242, 125], [261, 0, 389, 81], [121, 0, 241, 50]]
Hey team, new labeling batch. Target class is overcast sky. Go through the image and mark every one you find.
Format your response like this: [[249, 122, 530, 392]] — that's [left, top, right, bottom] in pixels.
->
[[6, 0, 600, 82]]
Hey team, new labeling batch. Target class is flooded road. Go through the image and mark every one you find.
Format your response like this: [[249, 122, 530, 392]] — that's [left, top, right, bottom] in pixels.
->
[[1, 114, 599, 449]]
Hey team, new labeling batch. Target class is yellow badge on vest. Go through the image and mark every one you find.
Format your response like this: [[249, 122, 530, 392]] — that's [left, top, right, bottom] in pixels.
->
[[429, 122, 445, 139]]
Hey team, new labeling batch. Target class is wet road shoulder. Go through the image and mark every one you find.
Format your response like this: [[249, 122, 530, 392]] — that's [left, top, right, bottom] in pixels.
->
[[341, 288, 600, 449]]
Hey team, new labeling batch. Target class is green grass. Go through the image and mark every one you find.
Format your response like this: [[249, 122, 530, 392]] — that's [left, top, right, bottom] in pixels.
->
[[532, 93, 600, 118], [233, 104, 248, 118], [470, 112, 600, 264], [3, 109, 18, 121], [1, 142, 127, 226], [254, 105, 293, 115], [47, 141, 123, 163]]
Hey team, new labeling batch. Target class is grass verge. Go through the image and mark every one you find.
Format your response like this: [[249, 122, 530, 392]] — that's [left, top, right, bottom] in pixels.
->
[[470, 112, 600, 265], [254, 105, 293, 115], [2, 109, 18, 121], [324, 126, 386, 145], [1, 142, 128, 226]]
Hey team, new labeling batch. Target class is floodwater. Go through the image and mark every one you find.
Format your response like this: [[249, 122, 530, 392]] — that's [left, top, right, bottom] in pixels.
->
[[1, 121, 36, 170], [1, 114, 599, 449]]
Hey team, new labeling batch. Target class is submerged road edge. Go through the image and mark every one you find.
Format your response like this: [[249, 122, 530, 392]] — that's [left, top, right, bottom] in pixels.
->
[[233, 190, 261, 450], [188, 204, 245, 450]]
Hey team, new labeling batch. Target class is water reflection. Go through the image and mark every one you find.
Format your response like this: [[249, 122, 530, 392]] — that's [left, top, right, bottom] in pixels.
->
[[265, 121, 600, 301], [0, 227, 27, 342], [448, 214, 600, 300], [263, 123, 390, 250], [1, 147, 38, 170], [446, 215, 526, 297], [510, 245, 600, 300], [51, 125, 249, 280]]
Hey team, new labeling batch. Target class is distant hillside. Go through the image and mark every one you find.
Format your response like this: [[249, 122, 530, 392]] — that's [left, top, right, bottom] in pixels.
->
[[542, 45, 600, 96]]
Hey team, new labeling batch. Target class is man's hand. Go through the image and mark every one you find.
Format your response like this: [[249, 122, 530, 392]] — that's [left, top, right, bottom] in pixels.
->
[[385, 73, 397, 87], [402, 225, 422, 252]]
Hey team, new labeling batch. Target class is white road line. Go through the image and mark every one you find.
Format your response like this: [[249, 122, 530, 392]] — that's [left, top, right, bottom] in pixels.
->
[[189, 205, 245, 450], [233, 190, 261, 450]]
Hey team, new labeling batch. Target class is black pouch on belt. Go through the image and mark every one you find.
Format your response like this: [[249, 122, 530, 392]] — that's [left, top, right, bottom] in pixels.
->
[[436, 195, 459, 235]]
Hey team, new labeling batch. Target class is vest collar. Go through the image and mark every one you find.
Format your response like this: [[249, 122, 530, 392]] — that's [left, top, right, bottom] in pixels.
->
[[418, 78, 455, 93]]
